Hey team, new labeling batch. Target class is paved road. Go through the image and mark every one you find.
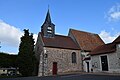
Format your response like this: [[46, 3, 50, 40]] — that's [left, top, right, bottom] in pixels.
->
[[0, 74, 120, 80]]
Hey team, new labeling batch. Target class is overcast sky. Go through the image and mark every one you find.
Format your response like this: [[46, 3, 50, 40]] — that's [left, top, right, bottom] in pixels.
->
[[0, 0, 120, 54]]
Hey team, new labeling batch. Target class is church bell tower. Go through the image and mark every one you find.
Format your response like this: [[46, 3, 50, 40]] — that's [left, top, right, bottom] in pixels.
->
[[41, 9, 55, 38]]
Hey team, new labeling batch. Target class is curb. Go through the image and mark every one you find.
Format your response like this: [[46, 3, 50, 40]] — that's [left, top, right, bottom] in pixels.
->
[[57, 72, 120, 76]]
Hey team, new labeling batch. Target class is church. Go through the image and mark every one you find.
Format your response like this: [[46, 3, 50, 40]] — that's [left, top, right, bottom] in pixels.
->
[[35, 10, 104, 76]]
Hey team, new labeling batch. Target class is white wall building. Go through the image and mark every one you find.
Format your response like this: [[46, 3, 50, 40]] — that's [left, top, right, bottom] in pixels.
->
[[90, 36, 120, 73]]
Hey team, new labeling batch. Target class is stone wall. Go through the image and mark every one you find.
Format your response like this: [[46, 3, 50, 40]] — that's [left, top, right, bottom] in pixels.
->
[[91, 55, 101, 72], [34, 33, 44, 61], [91, 52, 120, 73], [38, 47, 82, 76], [116, 44, 120, 66], [34, 33, 45, 76], [68, 29, 79, 47]]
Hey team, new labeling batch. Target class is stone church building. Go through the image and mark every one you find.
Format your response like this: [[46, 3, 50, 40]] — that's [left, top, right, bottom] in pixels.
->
[[35, 10, 104, 76]]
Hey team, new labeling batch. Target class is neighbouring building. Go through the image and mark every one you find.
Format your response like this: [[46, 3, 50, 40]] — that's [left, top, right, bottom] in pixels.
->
[[90, 36, 120, 73], [35, 9, 104, 76], [0, 68, 8, 75], [0, 67, 19, 76], [68, 29, 104, 72]]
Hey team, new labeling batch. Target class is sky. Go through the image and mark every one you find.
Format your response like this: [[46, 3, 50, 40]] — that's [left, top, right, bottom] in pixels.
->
[[0, 0, 120, 54]]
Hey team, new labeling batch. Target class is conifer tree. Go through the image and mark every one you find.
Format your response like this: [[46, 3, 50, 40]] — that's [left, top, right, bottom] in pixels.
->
[[17, 29, 36, 76]]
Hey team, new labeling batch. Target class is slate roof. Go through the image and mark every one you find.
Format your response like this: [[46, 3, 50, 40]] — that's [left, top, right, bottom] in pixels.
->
[[40, 33, 80, 50], [90, 35, 120, 56], [69, 29, 104, 51]]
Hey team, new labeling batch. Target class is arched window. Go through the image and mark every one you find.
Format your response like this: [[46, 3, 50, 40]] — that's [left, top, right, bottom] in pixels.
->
[[72, 52, 76, 63]]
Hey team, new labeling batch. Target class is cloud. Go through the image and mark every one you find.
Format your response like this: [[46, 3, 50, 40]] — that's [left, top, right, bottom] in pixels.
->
[[33, 34, 38, 44], [0, 20, 38, 54], [106, 3, 120, 21], [0, 20, 23, 47], [99, 30, 120, 43]]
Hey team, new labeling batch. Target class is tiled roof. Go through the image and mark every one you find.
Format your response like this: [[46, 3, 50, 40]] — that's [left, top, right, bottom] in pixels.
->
[[113, 35, 120, 43], [90, 35, 120, 56], [70, 29, 104, 51], [40, 33, 80, 50], [90, 43, 116, 55]]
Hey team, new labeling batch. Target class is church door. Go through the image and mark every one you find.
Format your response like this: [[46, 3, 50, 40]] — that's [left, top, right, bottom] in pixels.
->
[[52, 62, 57, 75]]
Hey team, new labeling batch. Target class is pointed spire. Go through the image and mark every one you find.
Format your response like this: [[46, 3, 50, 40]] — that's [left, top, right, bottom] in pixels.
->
[[44, 9, 51, 24], [41, 8, 55, 38]]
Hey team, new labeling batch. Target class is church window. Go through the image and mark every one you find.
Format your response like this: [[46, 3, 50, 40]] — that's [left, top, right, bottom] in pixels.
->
[[48, 27, 52, 30], [72, 52, 77, 63], [47, 30, 52, 33], [47, 26, 52, 34]]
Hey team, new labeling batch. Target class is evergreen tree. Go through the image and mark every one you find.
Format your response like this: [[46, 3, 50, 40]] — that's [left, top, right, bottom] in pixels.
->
[[17, 29, 36, 76]]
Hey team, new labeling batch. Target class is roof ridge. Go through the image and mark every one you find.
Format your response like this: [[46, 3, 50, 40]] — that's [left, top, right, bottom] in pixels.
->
[[113, 35, 120, 43], [40, 33, 80, 50], [55, 34, 70, 37], [70, 28, 97, 35]]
